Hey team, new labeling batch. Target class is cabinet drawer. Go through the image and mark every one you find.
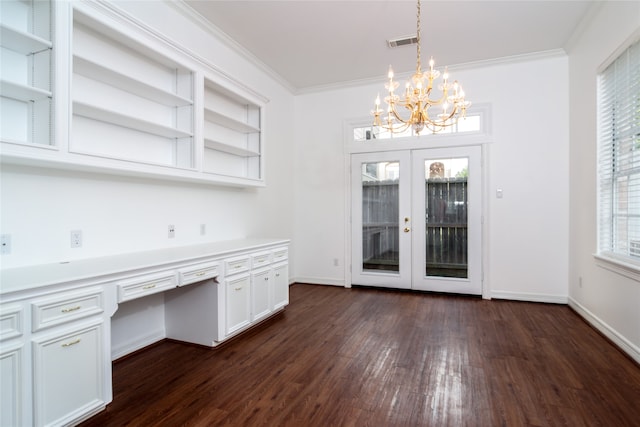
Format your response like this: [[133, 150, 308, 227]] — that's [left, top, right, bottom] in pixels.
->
[[32, 289, 104, 332], [178, 262, 219, 287], [117, 271, 176, 303], [0, 306, 23, 341], [272, 247, 288, 263], [225, 256, 250, 276], [251, 251, 271, 269]]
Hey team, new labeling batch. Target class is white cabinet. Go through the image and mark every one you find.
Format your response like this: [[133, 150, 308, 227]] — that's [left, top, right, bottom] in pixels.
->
[[1, 239, 288, 424], [164, 241, 290, 345], [225, 274, 252, 336], [0, 0, 53, 147], [251, 268, 271, 322], [0, 286, 111, 427], [272, 262, 290, 311], [1, 305, 25, 427], [32, 321, 105, 427], [0, 343, 24, 427]]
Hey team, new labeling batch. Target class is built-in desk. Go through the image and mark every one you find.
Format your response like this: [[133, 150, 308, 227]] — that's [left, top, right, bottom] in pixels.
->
[[0, 238, 290, 427]]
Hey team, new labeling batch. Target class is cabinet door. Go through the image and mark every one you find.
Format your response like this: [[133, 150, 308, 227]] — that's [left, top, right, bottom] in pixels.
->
[[225, 275, 251, 336], [0, 343, 24, 427], [251, 268, 271, 322], [32, 321, 104, 427], [272, 263, 289, 311]]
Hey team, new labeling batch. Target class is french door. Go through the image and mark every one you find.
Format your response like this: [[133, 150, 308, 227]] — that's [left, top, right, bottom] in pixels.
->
[[351, 146, 482, 295]]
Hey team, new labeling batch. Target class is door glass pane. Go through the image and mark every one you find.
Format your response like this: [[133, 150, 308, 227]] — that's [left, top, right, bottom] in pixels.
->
[[424, 158, 468, 278], [361, 161, 399, 272]]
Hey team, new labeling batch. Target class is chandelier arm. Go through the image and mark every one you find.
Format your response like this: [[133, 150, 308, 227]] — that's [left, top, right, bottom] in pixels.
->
[[388, 102, 412, 125], [382, 121, 412, 134], [423, 91, 449, 106]]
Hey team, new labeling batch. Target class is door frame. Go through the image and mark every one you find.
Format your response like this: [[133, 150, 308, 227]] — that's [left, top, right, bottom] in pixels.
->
[[345, 140, 489, 298]]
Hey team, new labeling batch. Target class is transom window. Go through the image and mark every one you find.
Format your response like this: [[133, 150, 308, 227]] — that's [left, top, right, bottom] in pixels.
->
[[353, 111, 483, 142]]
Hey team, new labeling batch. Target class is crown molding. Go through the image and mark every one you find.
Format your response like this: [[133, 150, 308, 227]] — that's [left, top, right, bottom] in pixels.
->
[[296, 49, 568, 95], [167, 0, 297, 95], [563, 1, 606, 54]]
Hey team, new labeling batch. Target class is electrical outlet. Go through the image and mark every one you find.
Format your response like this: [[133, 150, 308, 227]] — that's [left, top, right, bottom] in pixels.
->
[[200, 224, 206, 235], [168, 224, 175, 238], [70, 230, 82, 248], [333, 258, 339, 267], [1, 234, 11, 255]]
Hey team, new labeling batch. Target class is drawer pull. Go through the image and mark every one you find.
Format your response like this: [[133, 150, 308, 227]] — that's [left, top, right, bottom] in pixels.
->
[[61, 306, 81, 313], [264, 277, 269, 281], [142, 283, 157, 290], [62, 338, 81, 347], [234, 265, 242, 269], [276, 273, 280, 277], [196, 271, 206, 277], [234, 287, 242, 291]]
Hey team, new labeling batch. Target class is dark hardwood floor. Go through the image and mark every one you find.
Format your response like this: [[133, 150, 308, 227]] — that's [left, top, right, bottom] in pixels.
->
[[80, 284, 640, 427]]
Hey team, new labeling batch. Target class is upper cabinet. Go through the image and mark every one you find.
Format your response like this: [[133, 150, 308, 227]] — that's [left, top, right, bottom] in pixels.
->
[[0, 0, 53, 147], [0, 1, 268, 187]]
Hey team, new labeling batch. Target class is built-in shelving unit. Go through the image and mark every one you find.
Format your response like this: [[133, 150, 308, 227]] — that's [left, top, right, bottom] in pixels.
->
[[0, 1, 53, 147], [71, 10, 194, 169], [202, 78, 263, 182], [0, 1, 269, 187]]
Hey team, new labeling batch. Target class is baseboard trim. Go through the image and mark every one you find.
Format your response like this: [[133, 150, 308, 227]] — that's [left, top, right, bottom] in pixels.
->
[[111, 329, 165, 361], [490, 290, 568, 304], [292, 276, 346, 287], [568, 297, 640, 365]]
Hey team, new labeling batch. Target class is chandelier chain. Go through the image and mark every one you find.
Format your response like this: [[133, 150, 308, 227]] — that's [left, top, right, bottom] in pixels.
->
[[416, 0, 421, 73]]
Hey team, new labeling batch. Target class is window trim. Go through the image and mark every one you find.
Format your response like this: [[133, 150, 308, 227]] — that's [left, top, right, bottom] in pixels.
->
[[595, 31, 640, 278]]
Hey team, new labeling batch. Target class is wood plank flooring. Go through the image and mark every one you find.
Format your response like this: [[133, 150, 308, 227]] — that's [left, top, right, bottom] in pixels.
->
[[80, 284, 640, 427]]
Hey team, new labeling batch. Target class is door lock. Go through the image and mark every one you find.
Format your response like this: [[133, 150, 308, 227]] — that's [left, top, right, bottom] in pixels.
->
[[404, 227, 411, 233]]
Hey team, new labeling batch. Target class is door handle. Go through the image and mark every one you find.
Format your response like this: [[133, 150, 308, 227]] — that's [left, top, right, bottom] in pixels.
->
[[404, 227, 411, 233]]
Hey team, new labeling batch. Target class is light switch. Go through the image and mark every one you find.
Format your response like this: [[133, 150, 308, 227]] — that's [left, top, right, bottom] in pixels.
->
[[496, 189, 503, 199]]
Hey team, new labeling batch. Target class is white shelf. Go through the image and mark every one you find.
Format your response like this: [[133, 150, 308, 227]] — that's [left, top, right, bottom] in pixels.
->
[[73, 55, 192, 107], [204, 108, 260, 134], [0, 23, 52, 54], [73, 101, 192, 139], [204, 138, 260, 157], [1, 80, 51, 102]]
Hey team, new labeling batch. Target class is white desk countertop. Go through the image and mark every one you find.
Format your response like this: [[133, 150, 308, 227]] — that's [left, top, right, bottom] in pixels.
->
[[1, 238, 289, 295]]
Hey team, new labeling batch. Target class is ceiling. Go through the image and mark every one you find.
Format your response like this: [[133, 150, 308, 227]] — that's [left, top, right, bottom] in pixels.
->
[[184, 1, 597, 92]]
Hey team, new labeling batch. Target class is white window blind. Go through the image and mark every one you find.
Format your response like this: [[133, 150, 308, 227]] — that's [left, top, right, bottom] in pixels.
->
[[597, 38, 640, 262]]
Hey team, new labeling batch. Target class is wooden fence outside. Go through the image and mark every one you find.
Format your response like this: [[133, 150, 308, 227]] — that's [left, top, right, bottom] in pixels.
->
[[362, 178, 468, 277]]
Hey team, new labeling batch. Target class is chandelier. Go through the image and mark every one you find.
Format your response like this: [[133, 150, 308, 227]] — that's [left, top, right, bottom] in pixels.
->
[[372, 0, 470, 135]]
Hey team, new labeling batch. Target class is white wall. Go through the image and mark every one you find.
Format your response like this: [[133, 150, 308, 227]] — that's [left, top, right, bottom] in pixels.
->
[[567, 1, 640, 362], [293, 53, 570, 302], [0, 1, 295, 358], [1, 1, 295, 269]]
